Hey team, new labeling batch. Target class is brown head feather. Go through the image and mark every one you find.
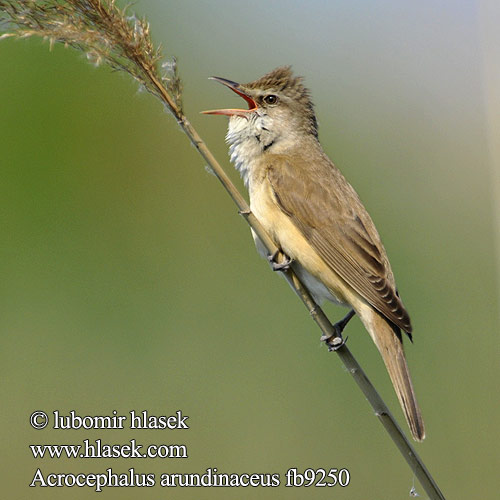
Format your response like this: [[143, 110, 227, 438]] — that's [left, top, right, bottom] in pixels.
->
[[243, 66, 318, 138]]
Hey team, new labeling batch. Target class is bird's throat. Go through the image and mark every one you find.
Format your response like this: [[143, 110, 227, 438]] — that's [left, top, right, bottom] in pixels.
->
[[225, 114, 273, 188]]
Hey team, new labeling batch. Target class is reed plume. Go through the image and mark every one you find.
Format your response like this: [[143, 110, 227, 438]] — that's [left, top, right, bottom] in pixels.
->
[[0, 0, 181, 109]]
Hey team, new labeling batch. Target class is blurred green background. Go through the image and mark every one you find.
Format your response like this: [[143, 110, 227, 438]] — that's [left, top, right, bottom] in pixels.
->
[[1, 1, 499, 498]]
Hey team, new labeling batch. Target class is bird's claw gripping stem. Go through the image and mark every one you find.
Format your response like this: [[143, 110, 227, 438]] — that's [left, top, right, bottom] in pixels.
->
[[321, 332, 348, 351], [267, 249, 293, 272], [321, 309, 355, 351]]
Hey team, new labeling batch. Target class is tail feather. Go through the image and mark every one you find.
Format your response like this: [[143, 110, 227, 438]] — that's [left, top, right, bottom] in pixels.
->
[[360, 309, 425, 441]]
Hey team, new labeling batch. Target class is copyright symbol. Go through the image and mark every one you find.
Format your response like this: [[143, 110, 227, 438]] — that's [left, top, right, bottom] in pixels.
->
[[30, 411, 48, 430]]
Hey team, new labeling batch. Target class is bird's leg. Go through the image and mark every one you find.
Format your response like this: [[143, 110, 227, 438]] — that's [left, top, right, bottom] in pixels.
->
[[334, 308, 356, 334], [267, 249, 294, 272], [321, 309, 355, 351]]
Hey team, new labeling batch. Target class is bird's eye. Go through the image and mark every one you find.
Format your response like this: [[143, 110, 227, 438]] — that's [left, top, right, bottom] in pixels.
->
[[263, 94, 278, 105]]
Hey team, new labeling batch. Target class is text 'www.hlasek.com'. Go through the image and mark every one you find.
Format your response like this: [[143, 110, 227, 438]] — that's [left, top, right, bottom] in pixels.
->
[[28, 409, 351, 491]]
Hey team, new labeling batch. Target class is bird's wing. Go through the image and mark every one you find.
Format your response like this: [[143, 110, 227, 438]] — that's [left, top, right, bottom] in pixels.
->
[[267, 156, 412, 334]]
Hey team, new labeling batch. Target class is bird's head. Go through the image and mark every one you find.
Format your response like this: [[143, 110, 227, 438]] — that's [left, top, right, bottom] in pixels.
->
[[203, 66, 318, 149]]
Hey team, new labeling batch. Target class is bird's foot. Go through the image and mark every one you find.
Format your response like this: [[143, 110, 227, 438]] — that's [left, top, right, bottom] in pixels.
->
[[267, 249, 293, 272], [321, 309, 356, 351], [321, 332, 348, 351]]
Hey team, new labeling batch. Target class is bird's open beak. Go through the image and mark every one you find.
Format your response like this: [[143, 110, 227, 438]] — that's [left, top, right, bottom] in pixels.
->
[[202, 77, 257, 117]]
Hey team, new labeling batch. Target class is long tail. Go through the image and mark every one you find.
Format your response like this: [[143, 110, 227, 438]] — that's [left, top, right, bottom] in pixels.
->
[[359, 308, 425, 441]]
